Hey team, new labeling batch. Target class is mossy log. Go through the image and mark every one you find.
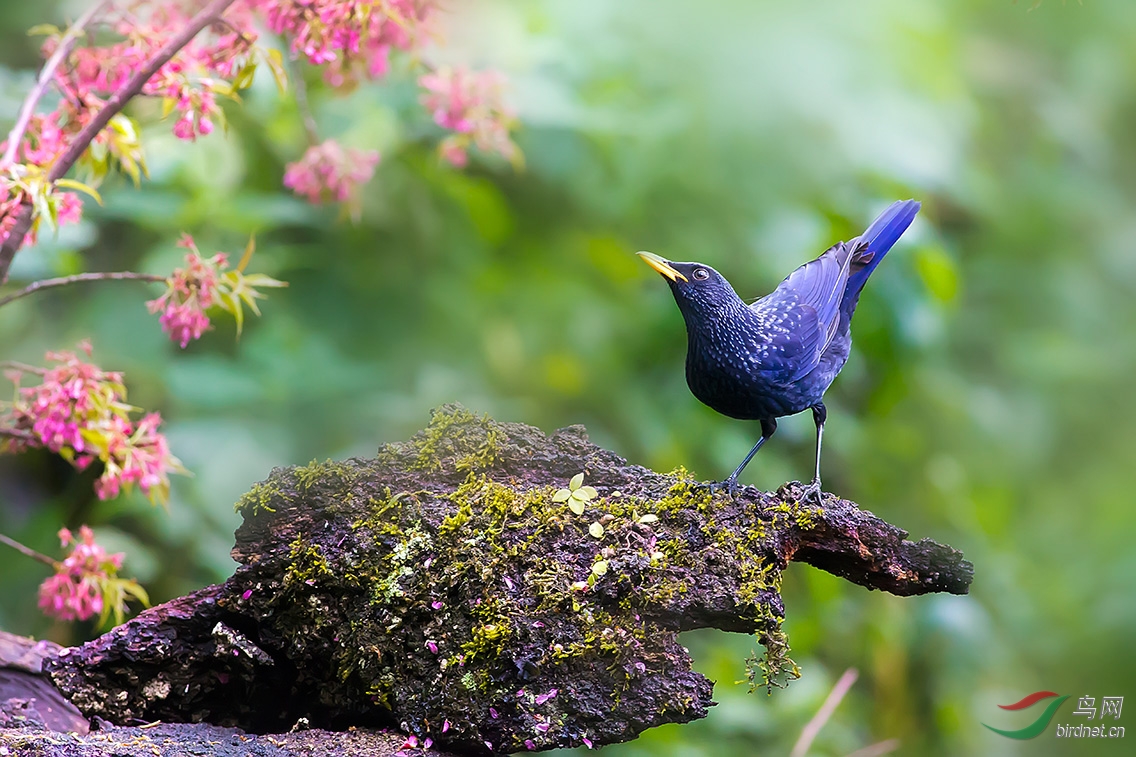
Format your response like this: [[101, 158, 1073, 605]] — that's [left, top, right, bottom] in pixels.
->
[[34, 405, 971, 755]]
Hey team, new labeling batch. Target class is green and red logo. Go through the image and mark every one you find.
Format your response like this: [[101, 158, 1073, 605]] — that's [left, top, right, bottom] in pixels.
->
[[983, 691, 1070, 739]]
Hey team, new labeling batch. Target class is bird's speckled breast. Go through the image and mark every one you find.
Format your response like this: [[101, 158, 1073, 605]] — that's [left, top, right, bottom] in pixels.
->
[[683, 307, 840, 420]]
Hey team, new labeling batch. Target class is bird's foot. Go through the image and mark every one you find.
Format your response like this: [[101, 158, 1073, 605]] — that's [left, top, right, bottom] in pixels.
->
[[707, 476, 739, 497], [799, 478, 823, 506]]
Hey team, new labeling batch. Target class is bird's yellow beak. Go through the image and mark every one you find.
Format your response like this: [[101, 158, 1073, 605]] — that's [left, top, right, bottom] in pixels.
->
[[637, 251, 688, 283]]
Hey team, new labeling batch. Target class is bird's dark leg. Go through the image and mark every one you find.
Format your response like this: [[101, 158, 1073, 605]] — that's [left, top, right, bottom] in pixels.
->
[[712, 418, 777, 495], [800, 402, 826, 505]]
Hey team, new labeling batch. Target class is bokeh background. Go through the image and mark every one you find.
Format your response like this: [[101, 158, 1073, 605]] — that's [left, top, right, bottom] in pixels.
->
[[2, 1, 1135, 755]]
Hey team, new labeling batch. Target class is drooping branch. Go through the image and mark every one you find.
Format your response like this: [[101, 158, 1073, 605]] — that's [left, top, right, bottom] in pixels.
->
[[36, 405, 972, 756], [0, 0, 240, 285], [0, 271, 166, 308], [0, 532, 60, 569], [0, 2, 109, 169]]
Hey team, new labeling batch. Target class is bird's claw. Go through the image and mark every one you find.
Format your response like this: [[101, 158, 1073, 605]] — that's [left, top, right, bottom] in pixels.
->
[[707, 477, 739, 497], [799, 479, 823, 506]]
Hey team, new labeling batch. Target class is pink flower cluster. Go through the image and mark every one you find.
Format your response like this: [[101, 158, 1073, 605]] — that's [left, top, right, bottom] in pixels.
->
[[37, 526, 124, 622], [249, 0, 433, 87], [419, 66, 520, 167], [0, 181, 19, 247], [0, 109, 86, 247], [95, 412, 177, 500], [54, 2, 252, 143], [146, 235, 226, 348], [283, 139, 379, 205], [0, 1, 521, 255], [0, 179, 84, 249], [1, 342, 182, 504]]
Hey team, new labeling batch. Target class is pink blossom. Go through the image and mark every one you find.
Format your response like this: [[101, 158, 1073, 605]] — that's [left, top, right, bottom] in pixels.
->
[[145, 236, 226, 348], [45, 2, 254, 143], [158, 302, 212, 348], [16, 112, 70, 165], [96, 412, 179, 501], [1, 344, 182, 504], [419, 66, 520, 167], [173, 116, 196, 141], [37, 526, 125, 622], [57, 192, 84, 226], [283, 139, 379, 207], [247, 0, 433, 88], [439, 138, 469, 168], [0, 176, 84, 250]]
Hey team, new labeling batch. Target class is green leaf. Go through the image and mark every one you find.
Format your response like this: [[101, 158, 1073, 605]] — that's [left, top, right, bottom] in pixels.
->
[[577, 485, 598, 500], [569, 472, 584, 490], [227, 292, 245, 335], [33, 188, 58, 232], [264, 48, 289, 95], [109, 113, 139, 142], [591, 560, 608, 576], [237, 235, 256, 272], [26, 24, 60, 37], [588, 522, 604, 538], [237, 288, 263, 317], [638, 513, 658, 524], [121, 579, 150, 607], [568, 498, 585, 516], [54, 178, 103, 205], [551, 489, 571, 503], [233, 61, 258, 91], [239, 273, 287, 288]]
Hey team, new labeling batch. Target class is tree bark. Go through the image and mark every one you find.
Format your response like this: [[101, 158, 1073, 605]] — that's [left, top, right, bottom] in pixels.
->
[[4, 405, 972, 755]]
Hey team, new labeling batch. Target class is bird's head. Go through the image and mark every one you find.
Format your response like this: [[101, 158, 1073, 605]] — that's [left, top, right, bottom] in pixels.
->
[[637, 251, 743, 319]]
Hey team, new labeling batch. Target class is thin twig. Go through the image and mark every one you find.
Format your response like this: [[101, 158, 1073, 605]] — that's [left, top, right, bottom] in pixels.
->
[[790, 667, 859, 757], [845, 739, 901, 757], [283, 42, 320, 147], [0, 531, 61, 569], [0, 360, 48, 375], [0, 1, 110, 168], [0, 0, 241, 285], [0, 270, 166, 309]]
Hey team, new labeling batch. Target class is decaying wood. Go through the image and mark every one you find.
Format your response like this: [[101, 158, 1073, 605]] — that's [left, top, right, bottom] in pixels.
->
[[0, 720, 451, 757], [3, 405, 971, 755], [0, 631, 87, 735]]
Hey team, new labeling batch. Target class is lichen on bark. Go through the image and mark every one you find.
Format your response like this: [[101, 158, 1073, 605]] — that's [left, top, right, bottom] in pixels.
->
[[46, 404, 973, 754]]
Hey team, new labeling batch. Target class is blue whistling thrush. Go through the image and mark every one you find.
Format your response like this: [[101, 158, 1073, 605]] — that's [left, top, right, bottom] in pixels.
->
[[638, 199, 920, 500]]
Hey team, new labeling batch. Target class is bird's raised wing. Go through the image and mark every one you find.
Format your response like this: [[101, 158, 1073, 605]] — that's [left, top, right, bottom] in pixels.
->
[[749, 242, 854, 382]]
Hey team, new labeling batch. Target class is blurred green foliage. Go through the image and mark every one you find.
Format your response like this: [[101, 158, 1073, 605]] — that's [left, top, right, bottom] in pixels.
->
[[3, 1, 1136, 755]]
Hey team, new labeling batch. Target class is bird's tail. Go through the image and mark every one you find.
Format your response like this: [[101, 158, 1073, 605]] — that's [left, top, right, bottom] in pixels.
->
[[842, 199, 920, 316]]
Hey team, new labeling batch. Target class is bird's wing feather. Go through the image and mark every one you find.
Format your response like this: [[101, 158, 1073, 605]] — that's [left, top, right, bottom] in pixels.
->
[[749, 243, 853, 382]]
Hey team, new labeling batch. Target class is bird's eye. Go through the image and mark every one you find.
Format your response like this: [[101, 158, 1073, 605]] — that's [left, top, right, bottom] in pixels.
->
[[693, 268, 710, 281]]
